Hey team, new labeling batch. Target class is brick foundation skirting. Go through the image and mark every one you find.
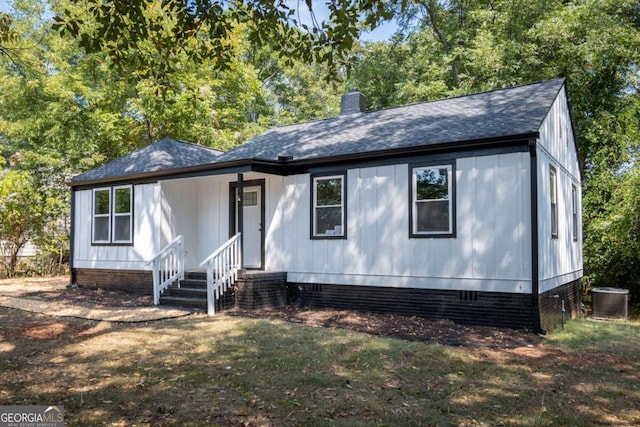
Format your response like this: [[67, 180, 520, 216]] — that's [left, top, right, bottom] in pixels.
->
[[287, 283, 535, 329], [74, 268, 153, 294], [235, 271, 287, 310], [539, 278, 583, 332]]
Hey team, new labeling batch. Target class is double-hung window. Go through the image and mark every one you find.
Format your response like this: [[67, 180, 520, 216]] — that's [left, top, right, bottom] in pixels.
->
[[550, 166, 558, 238], [571, 184, 578, 241], [311, 173, 346, 239], [92, 188, 111, 243], [92, 185, 133, 245], [411, 163, 455, 237]]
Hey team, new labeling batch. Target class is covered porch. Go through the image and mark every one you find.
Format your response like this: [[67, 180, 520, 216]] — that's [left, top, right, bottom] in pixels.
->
[[149, 171, 287, 314]]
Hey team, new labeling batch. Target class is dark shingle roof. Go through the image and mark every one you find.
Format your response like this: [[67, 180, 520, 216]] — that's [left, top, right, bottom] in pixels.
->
[[71, 79, 565, 185], [72, 138, 223, 183], [216, 78, 564, 163]]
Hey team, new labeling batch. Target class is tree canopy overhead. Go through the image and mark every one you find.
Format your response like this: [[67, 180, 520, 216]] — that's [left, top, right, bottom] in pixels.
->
[[53, 0, 394, 86]]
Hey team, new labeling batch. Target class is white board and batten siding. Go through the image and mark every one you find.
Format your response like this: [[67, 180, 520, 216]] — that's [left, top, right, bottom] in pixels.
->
[[537, 88, 583, 293], [75, 172, 274, 272], [73, 183, 162, 270], [266, 152, 533, 294]]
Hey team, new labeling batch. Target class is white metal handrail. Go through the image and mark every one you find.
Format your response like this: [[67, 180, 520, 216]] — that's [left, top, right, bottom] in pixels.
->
[[200, 233, 241, 315], [148, 235, 184, 305]]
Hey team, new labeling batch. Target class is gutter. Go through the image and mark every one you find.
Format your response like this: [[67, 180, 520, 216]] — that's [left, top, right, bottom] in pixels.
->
[[285, 133, 540, 169], [67, 158, 286, 188]]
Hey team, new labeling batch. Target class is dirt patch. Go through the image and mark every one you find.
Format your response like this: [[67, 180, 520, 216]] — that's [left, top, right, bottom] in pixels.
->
[[228, 306, 541, 348], [0, 276, 153, 307], [17, 286, 154, 308]]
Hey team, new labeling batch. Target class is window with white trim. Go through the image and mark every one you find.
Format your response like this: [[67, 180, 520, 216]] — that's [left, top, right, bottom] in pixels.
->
[[312, 174, 345, 238], [92, 185, 133, 244], [550, 166, 558, 238], [571, 184, 578, 241], [411, 164, 454, 236], [92, 188, 111, 243]]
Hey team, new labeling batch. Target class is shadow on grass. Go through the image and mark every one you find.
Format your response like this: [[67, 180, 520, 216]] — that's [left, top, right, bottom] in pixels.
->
[[1, 310, 639, 426]]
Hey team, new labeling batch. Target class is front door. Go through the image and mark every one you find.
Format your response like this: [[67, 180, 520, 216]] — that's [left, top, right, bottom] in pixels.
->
[[235, 185, 263, 269]]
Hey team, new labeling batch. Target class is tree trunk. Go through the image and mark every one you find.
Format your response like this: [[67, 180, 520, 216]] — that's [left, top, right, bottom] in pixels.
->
[[423, 0, 461, 88]]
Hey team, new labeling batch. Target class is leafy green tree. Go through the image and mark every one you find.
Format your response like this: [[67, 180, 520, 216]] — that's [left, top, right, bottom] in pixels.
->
[[53, 0, 394, 86], [250, 45, 344, 125], [0, 0, 275, 276], [0, 169, 41, 277]]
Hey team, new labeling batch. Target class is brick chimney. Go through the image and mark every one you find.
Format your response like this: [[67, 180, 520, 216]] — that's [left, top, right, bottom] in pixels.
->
[[340, 89, 366, 115]]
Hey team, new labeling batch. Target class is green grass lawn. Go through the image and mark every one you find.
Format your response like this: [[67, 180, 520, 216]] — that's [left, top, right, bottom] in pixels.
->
[[1, 308, 639, 426]]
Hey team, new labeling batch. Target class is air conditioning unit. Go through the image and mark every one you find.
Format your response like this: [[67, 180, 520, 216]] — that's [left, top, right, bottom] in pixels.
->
[[591, 287, 629, 320]]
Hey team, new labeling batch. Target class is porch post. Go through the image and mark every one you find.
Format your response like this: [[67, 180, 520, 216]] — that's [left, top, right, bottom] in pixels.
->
[[237, 173, 244, 268]]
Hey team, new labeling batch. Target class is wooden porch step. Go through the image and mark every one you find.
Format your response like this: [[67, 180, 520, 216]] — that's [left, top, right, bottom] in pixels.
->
[[163, 286, 207, 298], [184, 271, 207, 281], [159, 295, 207, 309], [158, 270, 238, 311], [178, 279, 207, 289]]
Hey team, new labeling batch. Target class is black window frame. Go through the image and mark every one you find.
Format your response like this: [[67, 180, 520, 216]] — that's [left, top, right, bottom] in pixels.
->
[[310, 171, 347, 240], [550, 165, 558, 239], [571, 184, 578, 241], [409, 161, 456, 238], [91, 184, 134, 246]]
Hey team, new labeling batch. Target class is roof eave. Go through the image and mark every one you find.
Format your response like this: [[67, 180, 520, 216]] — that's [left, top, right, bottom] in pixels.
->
[[68, 158, 284, 188], [69, 132, 539, 188]]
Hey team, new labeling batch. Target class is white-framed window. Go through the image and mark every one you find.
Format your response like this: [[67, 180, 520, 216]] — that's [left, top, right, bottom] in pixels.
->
[[92, 187, 111, 244], [550, 166, 558, 238], [571, 184, 578, 241], [92, 185, 133, 245], [411, 164, 454, 237], [112, 185, 133, 243], [311, 173, 345, 239]]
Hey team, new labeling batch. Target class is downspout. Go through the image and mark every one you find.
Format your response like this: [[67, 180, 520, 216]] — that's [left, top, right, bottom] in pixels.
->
[[69, 186, 77, 286], [529, 138, 544, 334]]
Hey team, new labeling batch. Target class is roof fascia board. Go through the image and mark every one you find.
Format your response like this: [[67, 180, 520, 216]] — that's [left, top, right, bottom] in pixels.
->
[[286, 133, 538, 170], [562, 82, 583, 181]]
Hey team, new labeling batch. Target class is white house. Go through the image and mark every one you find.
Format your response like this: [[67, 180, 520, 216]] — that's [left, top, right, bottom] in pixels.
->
[[69, 78, 583, 332]]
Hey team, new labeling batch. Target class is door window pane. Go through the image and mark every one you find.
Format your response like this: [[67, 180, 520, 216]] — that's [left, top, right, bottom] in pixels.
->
[[243, 191, 258, 207]]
